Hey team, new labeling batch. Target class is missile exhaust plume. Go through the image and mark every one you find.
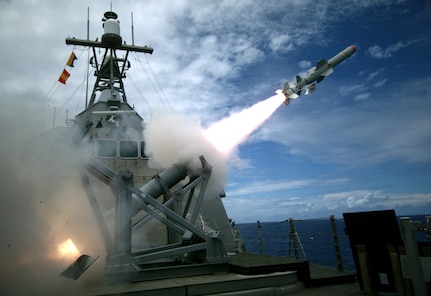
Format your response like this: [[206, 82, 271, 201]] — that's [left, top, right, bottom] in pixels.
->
[[205, 90, 285, 154], [144, 90, 285, 177]]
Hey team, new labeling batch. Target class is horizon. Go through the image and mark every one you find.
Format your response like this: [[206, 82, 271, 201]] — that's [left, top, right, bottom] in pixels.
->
[[233, 212, 431, 224]]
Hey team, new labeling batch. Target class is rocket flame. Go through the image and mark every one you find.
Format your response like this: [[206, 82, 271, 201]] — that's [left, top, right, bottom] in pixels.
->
[[57, 238, 80, 261], [205, 90, 285, 154]]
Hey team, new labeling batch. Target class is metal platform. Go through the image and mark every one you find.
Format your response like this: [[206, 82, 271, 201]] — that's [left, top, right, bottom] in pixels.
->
[[86, 270, 301, 296], [229, 253, 310, 284], [83, 253, 358, 295]]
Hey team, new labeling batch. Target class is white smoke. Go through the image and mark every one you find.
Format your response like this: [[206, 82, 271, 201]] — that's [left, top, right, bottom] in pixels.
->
[[144, 111, 230, 189], [0, 89, 284, 294], [0, 99, 105, 294], [144, 91, 285, 193]]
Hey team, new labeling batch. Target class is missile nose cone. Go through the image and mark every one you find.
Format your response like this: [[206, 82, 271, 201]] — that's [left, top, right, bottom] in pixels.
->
[[350, 45, 357, 52]]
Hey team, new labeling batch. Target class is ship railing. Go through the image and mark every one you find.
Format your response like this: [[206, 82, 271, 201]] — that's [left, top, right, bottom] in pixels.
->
[[236, 216, 357, 272]]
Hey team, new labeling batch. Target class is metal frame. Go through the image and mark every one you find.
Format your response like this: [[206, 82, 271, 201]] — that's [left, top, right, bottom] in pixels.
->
[[79, 155, 228, 282], [69, 12, 228, 282]]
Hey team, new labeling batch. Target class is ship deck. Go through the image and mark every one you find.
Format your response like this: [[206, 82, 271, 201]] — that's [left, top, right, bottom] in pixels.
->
[[85, 253, 359, 295]]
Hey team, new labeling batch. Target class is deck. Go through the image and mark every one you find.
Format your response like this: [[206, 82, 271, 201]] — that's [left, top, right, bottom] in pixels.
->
[[86, 253, 359, 295]]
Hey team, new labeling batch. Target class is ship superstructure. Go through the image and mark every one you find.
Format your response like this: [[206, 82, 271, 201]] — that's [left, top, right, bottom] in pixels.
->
[[15, 9, 376, 296], [53, 10, 236, 282], [67, 11, 157, 187]]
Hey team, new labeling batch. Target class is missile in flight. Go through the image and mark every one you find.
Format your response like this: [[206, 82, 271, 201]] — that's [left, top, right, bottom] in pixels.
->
[[282, 45, 356, 105]]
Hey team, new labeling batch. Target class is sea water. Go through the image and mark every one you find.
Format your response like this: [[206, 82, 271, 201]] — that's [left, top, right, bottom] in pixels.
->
[[236, 215, 430, 271]]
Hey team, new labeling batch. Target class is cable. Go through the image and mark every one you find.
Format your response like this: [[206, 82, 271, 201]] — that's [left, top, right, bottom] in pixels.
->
[[144, 53, 173, 110], [133, 53, 173, 111]]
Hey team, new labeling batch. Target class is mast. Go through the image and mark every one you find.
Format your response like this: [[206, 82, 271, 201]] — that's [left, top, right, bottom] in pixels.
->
[[66, 11, 153, 108], [131, 12, 135, 46], [85, 7, 90, 108]]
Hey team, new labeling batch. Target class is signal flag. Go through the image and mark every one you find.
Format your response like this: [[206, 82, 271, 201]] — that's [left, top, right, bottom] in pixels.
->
[[58, 69, 70, 84], [66, 51, 77, 67]]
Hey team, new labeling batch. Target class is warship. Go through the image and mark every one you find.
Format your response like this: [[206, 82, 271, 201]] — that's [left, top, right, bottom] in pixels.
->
[[26, 9, 306, 295], [21, 8, 333, 294], [45, 9, 237, 281], [16, 7, 431, 295]]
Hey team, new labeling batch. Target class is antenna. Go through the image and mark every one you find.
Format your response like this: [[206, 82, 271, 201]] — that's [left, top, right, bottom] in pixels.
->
[[85, 6, 90, 108], [86, 7, 90, 40], [131, 12, 135, 45]]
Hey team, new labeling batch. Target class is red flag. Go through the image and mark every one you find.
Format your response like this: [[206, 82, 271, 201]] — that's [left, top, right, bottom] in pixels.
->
[[58, 69, 70, 84]]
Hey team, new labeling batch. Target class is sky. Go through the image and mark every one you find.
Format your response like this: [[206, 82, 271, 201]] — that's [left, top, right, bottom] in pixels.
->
[[1, 0, 431, 226]]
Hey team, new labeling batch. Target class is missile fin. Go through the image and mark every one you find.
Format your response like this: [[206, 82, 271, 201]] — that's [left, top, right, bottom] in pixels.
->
[[321, 67, 334, 76], [305, 84, 316, 95], [315, 59, 328, 70]]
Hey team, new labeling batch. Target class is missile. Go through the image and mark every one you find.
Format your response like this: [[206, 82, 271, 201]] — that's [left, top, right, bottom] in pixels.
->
[[282, 45, 356, 105]]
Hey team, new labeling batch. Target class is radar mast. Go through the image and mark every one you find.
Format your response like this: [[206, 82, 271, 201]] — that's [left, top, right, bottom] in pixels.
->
[[66, 11, 153, 108]]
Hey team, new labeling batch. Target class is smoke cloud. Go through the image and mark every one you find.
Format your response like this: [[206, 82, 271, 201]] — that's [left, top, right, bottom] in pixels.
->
[[144, 111, 230, 192], [0, 89, 284, 293], [144, 91, 285, 194], [0, 99, 105, 294]]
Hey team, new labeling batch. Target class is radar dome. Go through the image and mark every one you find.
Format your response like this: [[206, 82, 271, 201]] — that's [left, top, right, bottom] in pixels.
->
[[102, 11, 122, 48]]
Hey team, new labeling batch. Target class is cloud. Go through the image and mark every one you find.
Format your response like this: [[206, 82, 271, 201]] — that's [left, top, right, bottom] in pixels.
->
[[1, 1, 430, 292], [367, 68, 384, 81], [298, 60, 312, 69], [224, 189, 431, 222], [0, 0, 418, 128], [374, 79, 388, 87], [323, 190, 431, 212], [269, 33, 293, 53], [227, 178, 351, 197], [325, 191, 371, 209], [222, 195, 320, 222], [368, 40, 419, 59], [338, 84, 368, 96], [353, 93, 370, 101], [254, 76, 431, 167]]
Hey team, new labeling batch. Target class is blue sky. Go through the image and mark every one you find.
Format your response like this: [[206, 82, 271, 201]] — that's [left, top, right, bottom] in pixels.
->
[[1, 0, 431, 222]]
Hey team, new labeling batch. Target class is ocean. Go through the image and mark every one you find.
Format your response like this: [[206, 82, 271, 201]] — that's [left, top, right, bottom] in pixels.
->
[[236, 214, 430, 271]]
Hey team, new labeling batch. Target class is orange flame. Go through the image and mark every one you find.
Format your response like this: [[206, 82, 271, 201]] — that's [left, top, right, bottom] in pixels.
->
[[57, 238, 80, 260]]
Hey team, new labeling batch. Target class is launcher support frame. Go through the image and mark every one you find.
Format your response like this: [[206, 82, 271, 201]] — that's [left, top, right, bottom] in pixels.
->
[[79, 155, 228, 282]]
